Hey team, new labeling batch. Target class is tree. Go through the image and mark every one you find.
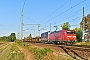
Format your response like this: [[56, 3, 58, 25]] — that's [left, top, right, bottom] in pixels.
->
[[80, 14, 90, 32], [28, 33, 32, 38], [74, 27, 83, 42], [62, 22, 70, 30], [7, 36, 11, 42], [10, 33, 16, 42], [0, 36, 7, 41], [0, 33, 16, 42]]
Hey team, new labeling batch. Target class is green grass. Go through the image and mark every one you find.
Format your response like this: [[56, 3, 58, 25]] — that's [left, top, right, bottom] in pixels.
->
[[0, 43, 25, 60], [28, 46, 53, 60], [80, 42, 90, 45], [15, 40, 25, 46], [75, 42, 90, 45], [64, 57, 74, 60], [55, 56, 74, 60]]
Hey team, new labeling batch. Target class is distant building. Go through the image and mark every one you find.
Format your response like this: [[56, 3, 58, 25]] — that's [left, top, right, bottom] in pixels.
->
[[80, 14, 90, 41]]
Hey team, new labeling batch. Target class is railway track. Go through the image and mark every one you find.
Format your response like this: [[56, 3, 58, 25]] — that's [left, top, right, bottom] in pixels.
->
[[26, 42, 90, 60], [58, 45, 90, 52], [58, 45, 90, 60]]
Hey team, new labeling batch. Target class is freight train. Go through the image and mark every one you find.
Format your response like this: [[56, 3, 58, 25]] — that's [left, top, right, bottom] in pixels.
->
[[41, 30, 76, 45]]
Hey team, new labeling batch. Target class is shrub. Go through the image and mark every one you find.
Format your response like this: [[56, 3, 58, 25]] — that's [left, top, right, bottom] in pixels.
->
[[28, 47, 53, 60]]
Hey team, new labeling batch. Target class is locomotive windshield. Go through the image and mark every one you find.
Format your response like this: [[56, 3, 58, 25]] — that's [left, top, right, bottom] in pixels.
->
[[67, 31, 75, 34]]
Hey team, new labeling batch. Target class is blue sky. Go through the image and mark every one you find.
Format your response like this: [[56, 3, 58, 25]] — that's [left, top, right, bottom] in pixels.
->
[[0, 0, 90, 38]]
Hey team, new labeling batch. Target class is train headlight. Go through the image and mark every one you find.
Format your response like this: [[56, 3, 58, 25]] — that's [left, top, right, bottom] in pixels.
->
[[75, 40, 77, 42]]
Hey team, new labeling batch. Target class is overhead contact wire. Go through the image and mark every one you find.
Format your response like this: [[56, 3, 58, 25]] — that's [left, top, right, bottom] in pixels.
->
[[40, 0, 71, 23], [43, 0, 87, 24]]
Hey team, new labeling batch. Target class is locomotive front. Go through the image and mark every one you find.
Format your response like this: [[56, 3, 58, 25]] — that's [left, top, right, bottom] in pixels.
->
[[65, 30, 77, 44]]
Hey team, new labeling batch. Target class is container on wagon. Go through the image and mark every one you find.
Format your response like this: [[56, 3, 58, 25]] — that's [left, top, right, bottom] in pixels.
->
[[41, 31, 50, 42]]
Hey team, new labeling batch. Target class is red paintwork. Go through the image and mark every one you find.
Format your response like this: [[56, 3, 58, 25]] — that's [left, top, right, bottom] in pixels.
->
[[49, 30, 76, 42]]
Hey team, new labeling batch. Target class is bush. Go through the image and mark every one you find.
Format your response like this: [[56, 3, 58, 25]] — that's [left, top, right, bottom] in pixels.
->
[[41, 48, 53, 56], [28, 47, 53, 60], [76, 31, 83, 42]]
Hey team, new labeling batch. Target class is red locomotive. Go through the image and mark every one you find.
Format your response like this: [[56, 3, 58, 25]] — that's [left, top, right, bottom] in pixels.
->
[[41, 30, 76, 45]]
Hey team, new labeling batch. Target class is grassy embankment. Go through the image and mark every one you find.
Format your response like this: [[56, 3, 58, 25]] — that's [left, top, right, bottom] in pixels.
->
[[0, 43, 25, 60], [75, 42, 90, 45], [16, 40, 74, 60]]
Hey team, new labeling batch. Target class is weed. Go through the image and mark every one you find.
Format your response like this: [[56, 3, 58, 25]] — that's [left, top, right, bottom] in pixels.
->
[[28, 46, 53, 60]]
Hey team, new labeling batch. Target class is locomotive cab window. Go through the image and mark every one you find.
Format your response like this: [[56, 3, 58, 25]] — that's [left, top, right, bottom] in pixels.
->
[[67, 31, 75, 34]]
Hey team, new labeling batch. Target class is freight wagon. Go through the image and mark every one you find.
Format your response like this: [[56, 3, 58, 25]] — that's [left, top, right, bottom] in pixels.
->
[[41, 31, 50, 42], [41, 30, 76, 45]]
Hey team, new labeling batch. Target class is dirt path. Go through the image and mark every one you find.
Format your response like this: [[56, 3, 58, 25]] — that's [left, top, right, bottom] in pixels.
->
[[16, 44, 35, 60], [0, 43, 11, 58]]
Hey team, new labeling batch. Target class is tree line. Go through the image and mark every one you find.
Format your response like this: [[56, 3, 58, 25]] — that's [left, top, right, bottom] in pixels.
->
[[0, 33, 16, 42]]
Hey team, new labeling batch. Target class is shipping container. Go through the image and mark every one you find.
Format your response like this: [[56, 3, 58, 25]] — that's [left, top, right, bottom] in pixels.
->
[[41, 31, 50, 42]]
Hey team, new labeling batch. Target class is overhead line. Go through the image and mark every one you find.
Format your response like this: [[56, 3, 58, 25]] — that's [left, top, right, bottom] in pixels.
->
[[54, 10, 82, 24], [56, 7, 90, 25], [40, 0, 71, 23], [43, 0, 87, 24], [24, 16, 37, 23], [67, 7, 90, 22], [68, 16, 82, 22], [50, 0, 71, 16], [56, 5, 90, 24]]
